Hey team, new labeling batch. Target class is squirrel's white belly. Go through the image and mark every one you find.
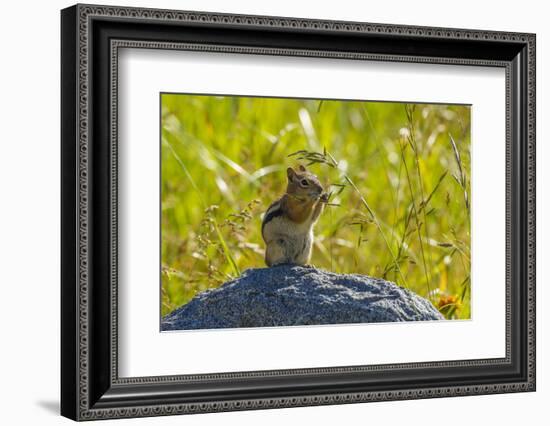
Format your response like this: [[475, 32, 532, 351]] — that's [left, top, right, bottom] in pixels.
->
[[263, 216, 314, 266], [265, 215, 313, 237]]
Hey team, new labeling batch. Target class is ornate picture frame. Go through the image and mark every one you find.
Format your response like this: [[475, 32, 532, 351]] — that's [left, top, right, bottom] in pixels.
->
[[61, 4, 535, 420]]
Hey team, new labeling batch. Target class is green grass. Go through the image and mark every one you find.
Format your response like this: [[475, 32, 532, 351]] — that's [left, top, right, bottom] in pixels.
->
[[161, 94, 471, 320]]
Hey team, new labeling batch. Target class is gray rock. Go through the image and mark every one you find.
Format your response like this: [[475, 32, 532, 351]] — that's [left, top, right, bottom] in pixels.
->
[[161, 265, 444, 331]]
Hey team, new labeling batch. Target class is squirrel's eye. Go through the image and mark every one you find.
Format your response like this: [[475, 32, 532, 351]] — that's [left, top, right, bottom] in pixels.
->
[[300, 179, 309, 186]]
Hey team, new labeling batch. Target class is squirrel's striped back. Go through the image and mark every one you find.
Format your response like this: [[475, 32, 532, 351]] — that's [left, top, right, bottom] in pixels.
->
[[261, 198, 284, 236]]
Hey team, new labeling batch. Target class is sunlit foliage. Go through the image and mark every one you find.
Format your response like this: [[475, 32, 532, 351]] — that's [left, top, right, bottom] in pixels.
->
[[161, 94, 471, 320]]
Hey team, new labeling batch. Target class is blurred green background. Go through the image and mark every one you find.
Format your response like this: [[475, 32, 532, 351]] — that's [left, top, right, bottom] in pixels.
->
[[161, 94, 471, 320]]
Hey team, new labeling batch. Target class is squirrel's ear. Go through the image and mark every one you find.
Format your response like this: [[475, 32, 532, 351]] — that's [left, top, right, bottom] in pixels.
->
[[286, 167, 295, 181], [298, 165, 307, 172]]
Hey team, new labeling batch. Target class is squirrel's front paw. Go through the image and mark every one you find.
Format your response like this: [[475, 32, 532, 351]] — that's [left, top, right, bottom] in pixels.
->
[[302, 263, 316, 269], [320, 192, 330, 203]]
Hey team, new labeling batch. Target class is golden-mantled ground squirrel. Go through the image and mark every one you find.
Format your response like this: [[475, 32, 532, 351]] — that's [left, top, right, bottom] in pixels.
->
[[261, 165, 328, 266]]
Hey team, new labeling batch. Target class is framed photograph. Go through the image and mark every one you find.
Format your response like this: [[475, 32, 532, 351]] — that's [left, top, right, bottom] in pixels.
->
[[61, 3, 536, 421]]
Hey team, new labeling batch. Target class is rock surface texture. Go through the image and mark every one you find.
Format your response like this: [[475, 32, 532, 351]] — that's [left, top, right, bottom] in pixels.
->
[[162, 265, 444, 330]]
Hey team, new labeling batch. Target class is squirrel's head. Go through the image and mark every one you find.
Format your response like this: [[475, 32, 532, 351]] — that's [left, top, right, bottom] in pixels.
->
[[286, 165, 324, 201]]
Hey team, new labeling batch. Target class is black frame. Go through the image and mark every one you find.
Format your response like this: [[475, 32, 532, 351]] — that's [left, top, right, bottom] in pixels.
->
[[61, 4, 536, 421]]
